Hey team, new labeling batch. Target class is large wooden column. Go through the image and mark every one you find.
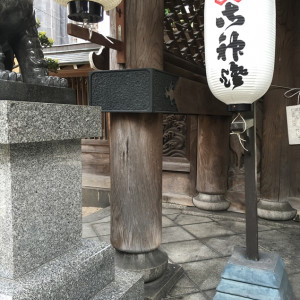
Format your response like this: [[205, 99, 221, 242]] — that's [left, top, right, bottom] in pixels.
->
[[110, 0, 168, 282], [259, 0, 297, 220], [193, 115, 231, 211]]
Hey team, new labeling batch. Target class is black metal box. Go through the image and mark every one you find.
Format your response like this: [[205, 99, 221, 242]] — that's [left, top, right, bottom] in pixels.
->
[[89, 68, 179, 113]]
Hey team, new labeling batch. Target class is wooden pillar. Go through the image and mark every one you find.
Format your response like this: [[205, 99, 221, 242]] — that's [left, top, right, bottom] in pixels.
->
[[193, 115, 231, 211], [259, 0, 297, 220], [110, 0, 168, 282]]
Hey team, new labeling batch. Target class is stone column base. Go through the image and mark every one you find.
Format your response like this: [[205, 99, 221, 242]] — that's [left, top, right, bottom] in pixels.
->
[[215, 247, 294, 299], [193, 193, 230, 211], [258, 199, 297, 221], [115, 248, 168, 283]]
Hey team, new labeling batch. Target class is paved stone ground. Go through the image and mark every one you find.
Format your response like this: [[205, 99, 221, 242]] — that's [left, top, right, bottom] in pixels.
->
[[82, 204, 300, 300]]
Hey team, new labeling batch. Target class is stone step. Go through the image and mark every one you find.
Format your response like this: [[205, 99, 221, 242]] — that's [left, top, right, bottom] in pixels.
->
[[92, 267, 144, 300], [0, 240, 115, 300]]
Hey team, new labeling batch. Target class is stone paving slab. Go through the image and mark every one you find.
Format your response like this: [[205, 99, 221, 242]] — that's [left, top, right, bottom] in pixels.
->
[[162, 226, 195, 244], [181, 258, 228, 291], [82, 204, 300, 299], [165, 292, 207, 299], [216, 219, 273, 234], [162, 216, 177, 227], [182, 222, 235, 239], [201, 234, 246, 257], [204, 289, 217, 299], [289, 273, 300, 297], [92, 222, 111, 236], [170, 214, 213, 226], [161, 240, 218, 264], [258, 230, 300, 275], [167, 274, 200, 297]]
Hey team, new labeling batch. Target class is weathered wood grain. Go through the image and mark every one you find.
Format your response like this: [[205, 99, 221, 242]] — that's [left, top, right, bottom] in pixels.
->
[[81, 139, 110, 177], [174, 77, 231, 116], [289, 0, 300, 198], [110, 113, 163, 252], [260, 0, 300, 201], [163, 172, 193, 196], [162, 157, 190, 173], [196, 116, 230, 194], [110, 0, 165, 252]]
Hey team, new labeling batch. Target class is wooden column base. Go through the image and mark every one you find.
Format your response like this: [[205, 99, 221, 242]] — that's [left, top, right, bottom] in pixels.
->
[[193, 192, 230, 211], [257, 199, 297, 221], [195, 116, 230, 212]]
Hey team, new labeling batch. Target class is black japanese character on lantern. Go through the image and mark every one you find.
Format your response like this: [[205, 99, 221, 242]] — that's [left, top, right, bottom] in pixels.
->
[[222, 2, 245, 29], [219, 61, 248, 89], [230, 61, 248, 89], [215, 2, 245, 29], [220, 69, 231, 88], [217, 31, 245, 62]]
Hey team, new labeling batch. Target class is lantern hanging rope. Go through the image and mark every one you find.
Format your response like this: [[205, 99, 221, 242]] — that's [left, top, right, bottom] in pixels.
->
[[55, 0, 122, 11], [230, 113, 248, 152]]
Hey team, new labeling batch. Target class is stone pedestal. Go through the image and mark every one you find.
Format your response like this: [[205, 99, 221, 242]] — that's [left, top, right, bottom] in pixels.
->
[[215, 247, 294, 300], [0, 100, 143, 299]]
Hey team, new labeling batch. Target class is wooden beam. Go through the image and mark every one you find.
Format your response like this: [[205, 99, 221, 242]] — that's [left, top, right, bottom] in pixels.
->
[[173, 77, 231, 116], [67, 23, 123, 51], [164, 51, 206, 77]]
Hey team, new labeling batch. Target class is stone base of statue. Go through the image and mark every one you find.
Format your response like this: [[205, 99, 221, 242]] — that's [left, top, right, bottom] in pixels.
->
[[0, 80, 76, 104], [214, 247, 294, 300], [0, 100, 143, 299]]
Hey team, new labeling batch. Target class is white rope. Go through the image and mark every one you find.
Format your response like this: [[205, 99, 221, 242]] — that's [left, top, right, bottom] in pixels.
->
[[284, 88, 300, 105], [271, 85, 300, 105], [82, 19, 94, 39], [230, 113, 249, 152]]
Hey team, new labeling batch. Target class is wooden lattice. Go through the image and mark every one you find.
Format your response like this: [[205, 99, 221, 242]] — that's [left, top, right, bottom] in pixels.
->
[[164, 0, 205, 67]]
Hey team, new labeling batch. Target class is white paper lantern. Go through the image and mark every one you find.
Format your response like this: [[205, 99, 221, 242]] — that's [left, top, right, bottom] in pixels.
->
[[55, 0, 122, 11], [204, 0, 276, 110]]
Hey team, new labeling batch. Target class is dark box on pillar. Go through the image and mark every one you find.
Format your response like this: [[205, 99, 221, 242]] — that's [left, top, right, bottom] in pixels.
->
[[89, 68, 179, 113]]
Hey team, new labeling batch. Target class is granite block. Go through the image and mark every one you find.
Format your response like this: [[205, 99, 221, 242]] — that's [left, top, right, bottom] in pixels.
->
[[0, 140, 82, 279], [92, 267, 144, 300], [0, 101, 102, 144], [0, 240, 115, 300]]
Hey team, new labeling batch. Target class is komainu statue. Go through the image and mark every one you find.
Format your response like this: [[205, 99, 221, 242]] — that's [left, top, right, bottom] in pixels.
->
[[0, 0, 67, 87]]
